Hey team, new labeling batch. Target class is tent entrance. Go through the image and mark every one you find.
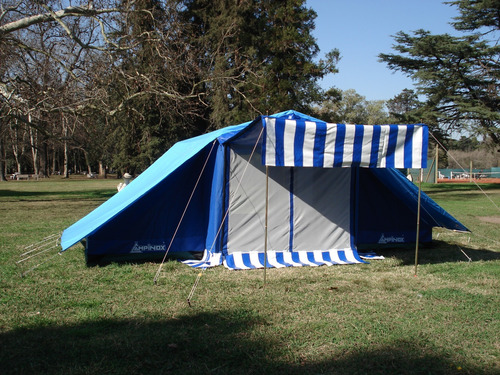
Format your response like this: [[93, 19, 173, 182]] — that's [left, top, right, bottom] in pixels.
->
[[224, 143, 360, 269]]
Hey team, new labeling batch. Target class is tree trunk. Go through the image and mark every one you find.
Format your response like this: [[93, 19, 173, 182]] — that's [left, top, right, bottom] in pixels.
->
[[0, 135, 6, 181], [28, 114, 39, 175], [83, 150, 92, 176], [62, 116, 69, 178], [74, 150, 78, 175], [52, 148, 57, 175], [10, 122, 21, 173], [99, 161, 107, 178], [63, 139, 69, 178], [40, 139, 49, 177]]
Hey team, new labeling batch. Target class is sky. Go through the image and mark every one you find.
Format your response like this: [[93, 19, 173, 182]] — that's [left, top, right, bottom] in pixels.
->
[[306, 0, 461, 101]]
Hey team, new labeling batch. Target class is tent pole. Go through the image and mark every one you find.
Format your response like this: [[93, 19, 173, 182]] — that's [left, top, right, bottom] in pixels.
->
[[414, 170, 422, 276], [264, 165, 269, 286]]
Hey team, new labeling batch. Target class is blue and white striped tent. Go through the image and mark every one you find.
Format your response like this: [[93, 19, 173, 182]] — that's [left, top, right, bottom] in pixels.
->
[[61, 110, 467, 269]]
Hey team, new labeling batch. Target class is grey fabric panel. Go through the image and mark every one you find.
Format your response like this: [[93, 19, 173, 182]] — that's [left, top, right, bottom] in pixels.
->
[[227, 148, 290, 253], [292, 168, 351, 251]]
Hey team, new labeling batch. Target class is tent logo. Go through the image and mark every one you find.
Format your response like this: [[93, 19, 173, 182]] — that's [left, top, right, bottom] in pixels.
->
[[130, 242, 166, 253], [378, 233, 405, 244]]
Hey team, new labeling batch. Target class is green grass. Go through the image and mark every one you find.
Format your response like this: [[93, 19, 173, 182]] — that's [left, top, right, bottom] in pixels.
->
[[1, 178, 499, 374]]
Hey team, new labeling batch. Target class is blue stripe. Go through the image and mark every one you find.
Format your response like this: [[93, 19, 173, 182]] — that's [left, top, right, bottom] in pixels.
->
[[258, 252, 268, 268], [421, 126, 428, 168], [289, 168, 294, 251], [386, 125, 399, 168], [224, 254, 236, 269], [333, 124, 346, 167], [352, 125, 364, 167], [241, 253, 257, 269], [404, 125, 415, 168], [274, 118, 286, 166], [369, 126, 381, 167], [275, 252, 294, 267], [337, 250, 348, 263], [350, 250, 366, 263], [313, 122, 327, 167], [293, 121, 305, 166], [291, 252, 302, 264], [321, 251, 338, 264]]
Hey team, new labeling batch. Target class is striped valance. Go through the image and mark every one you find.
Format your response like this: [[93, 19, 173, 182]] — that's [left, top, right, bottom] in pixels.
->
[[262, 118, 428, 169], [181, 249, 365, 270]]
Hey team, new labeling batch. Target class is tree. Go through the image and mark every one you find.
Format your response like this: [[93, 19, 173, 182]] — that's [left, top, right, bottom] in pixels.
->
[[386, 89, 422, 123], [1, 0, 341, 175], [181, 0, 339, 128], [379, 0, 500, 146], [316, 89, 392, 124], [0, 0, 129, 176]]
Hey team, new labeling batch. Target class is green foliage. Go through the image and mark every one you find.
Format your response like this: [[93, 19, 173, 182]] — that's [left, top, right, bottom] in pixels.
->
[[77, 0, 341, 173], [380, 0, 500, 145], [448, 135, 482, 151], [386, 89, 422, 123], [449, 0, 500, 32], [316, 89, 393, 124], [181, 0, 339, 128]]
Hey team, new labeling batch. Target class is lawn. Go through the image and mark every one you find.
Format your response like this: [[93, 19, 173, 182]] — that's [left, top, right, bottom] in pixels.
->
[[0, 178, 499, 375]]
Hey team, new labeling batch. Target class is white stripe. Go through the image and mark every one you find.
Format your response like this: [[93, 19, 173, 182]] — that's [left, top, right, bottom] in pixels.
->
[[328, 250, 349, 264], [249, 252, 265, 268], [265, 118, 277, 166], [181, 251, 222, 268], [377, 125, 390, 168], [283, 119, 296, 166], [341, 125, 356, 167], [394, 126, 407, 167], [298, 251, 319, 266], [266, 251, 288, 268], [323, 250, 340, 264], [323, 124, 337, 167], [344, 249, 362, 264], [302, 121, 317, 166], [360, 126, 374, 167], [210, 253, 222, 265], [412, 126, 423, 168]]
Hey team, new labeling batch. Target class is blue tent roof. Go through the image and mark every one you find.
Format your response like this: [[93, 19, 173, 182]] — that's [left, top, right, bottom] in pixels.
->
[[61, 122, 250, 251]]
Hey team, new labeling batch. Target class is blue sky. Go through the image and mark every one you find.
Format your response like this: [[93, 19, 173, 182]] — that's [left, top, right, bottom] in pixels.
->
[[306, 0, 461, 101]]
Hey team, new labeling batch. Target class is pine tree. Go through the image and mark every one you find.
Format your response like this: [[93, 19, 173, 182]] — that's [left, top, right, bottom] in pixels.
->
[[379, 0, 499, 145], [181, 0, 339, 128]]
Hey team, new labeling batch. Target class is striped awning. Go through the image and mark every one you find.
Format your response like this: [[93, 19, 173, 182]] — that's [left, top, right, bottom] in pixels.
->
[[262, 117, 428, 169]]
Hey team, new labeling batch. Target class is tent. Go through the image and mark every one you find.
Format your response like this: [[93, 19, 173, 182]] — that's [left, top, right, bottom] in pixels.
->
[[60, 110, 468, 269]]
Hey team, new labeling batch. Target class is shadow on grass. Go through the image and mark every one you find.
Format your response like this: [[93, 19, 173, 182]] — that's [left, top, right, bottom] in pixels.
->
[[0, 310, 491, 375], [0, 189, 115, 201], [374, 241, 500, 266]]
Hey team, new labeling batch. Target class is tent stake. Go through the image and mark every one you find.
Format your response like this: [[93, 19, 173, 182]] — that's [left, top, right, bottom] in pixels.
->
[[414, 170, 422, 276], [264, 165, 269, 287]]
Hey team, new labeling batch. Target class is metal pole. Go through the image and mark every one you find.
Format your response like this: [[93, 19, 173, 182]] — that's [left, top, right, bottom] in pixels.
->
[[264, 165, 269, 286], [435, 146, 439, 184], [414, 170, 422, 276], [470, 160, 473, 183]]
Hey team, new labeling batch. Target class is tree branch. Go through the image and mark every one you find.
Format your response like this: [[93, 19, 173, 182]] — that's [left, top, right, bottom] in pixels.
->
[[0, 5, 119, 36]]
